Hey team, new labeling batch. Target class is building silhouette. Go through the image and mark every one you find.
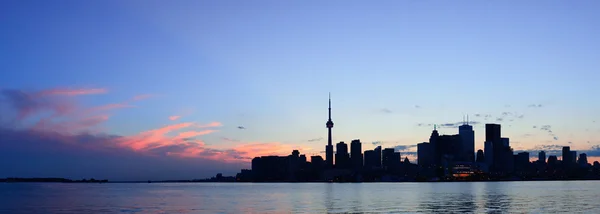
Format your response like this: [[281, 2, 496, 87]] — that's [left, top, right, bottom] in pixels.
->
[[350, 139, 363, 170], [335, 141, 350, 168], [458, 116, 475, 162], [476, 149, 485, 163], [418, 142, 434, 167], [325, 93, 334, 167], [538, 151, 546, 163], [382, 148, 401, 170], [562, 146, 571, 164]]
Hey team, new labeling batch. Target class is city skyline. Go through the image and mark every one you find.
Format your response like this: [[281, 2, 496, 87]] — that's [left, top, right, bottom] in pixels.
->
[[2, 1, 600, 180]]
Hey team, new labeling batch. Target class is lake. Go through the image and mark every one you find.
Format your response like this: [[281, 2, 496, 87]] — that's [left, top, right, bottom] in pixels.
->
[[1, 181, 598, 213]]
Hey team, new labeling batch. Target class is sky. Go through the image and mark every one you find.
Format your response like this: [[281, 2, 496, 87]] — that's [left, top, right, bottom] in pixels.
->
[[1, 0, 600, 181]]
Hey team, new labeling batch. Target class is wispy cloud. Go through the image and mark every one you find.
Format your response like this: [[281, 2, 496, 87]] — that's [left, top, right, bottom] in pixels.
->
[[414, 105, 421, 109], [380, 108, 393, 114], [169, 115, 181, 121], [372, 141, 383, 146], [528, 104, 543, 108], [308, 137, 323, 142], [131, 94, 154, 101], [40, 88, 107, 96], [222, 137, 240, 142]]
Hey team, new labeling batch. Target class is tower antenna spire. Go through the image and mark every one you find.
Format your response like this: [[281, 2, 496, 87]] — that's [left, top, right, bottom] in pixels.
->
[[467, 114, 469, 125], [328, 92, 331, 119]]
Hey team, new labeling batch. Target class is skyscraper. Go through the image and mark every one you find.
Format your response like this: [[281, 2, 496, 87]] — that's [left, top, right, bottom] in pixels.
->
[[562, 146, 571, 163], [570, 151, 577, 164], [417, 142, 433, 167], [325, 93, 334, 167], [485, 124, 501, 143], [538, 151, 546, 163], [458, 117, 475, 162], [476, 149, 485, 163], [350, 139, 363, 169], [335, 141, 350, 168], [578, 153, 588, 166], [374, 146, 382, 167], [382, 148, 396, 169], [484, 141, 494, 167]]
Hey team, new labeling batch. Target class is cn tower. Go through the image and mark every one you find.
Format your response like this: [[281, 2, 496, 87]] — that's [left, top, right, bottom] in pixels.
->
[[325, 93, 334, 167]]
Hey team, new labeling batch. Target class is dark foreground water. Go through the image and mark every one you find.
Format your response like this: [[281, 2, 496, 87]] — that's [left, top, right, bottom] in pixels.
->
[[1, 181, 599, 213]]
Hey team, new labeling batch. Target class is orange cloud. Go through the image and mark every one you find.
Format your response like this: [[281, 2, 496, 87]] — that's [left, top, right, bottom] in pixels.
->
[[40, 88, 107, 96], [169, 115, 181, 121]]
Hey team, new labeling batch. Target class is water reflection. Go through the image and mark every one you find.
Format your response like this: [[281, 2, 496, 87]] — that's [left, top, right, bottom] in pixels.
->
[[1, 181, 599, 213]]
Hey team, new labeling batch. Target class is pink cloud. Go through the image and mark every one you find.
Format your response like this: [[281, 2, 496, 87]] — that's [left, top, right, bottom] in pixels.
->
[[131, 94, 154, 101], [40, 88, 107, 96], [169, 115, 181, 121], [88, 103, 134, 112], [176, 130, 217, 139], [197, 122, 222, 128]]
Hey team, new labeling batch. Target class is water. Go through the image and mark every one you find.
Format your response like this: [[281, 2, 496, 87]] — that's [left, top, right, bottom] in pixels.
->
[[1, 181, 598, 213]]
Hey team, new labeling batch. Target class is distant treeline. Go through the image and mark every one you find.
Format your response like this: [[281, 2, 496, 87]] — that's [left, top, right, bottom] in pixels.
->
[[1, 178, 108, 183]]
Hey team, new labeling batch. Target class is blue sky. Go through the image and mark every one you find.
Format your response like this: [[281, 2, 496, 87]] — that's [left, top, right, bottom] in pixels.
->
[[1, 0, 600, 180]]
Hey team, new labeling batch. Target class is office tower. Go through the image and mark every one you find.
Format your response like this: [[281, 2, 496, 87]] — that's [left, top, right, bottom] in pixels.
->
[[325, 94, 334, 167], [548, 155, 558, 168], [350, 139, 363, 169], [502, 138, 510, 147], [459, 116, 475, 162], [476, 149, 485, 163], [364, 150, 376, 168], [578, 153, 588, 166], [570, 151, 577, 163], [374, 146, 382, 167], [538, 151, 546, 163], [485, 124, 502, 170], [382, 148, 400, 169], [484, 141, 494, 167], [418, 142, 433, 167], [485, 124, 501, 142], [515, 152, 529, 172], [436, 134, 461, 165], [562, 146, 571, 163], [335, 141, 350, 168]]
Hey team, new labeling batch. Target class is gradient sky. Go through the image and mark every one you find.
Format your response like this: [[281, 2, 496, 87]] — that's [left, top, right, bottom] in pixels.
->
[[1, 1, 600, 181]]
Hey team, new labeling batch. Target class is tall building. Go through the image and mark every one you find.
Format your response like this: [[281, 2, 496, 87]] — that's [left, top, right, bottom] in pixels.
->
[[484, 141, 494, 167], [382, 148, 400, 169], [485, 124, 501, 143], [538, 151, 546, 163], [515, 152, 530, 172], [417, 142, 433, 167], [562, 146, 571, 163], [335, 141, 350, 168], [578, 153, 588, 166], [548, 155, 558, 168], [458, 116, 475, 162], [476, 149, 485, 163], [570, 151, 577, 164], [364, 150, 376, 168], [325, 94, 335, 167], [350, 139, 363, 169], [374, 146, 382, 167]]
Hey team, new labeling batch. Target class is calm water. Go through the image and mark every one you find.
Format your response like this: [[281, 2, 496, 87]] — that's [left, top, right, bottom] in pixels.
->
[[1, 181, 599, 213]]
